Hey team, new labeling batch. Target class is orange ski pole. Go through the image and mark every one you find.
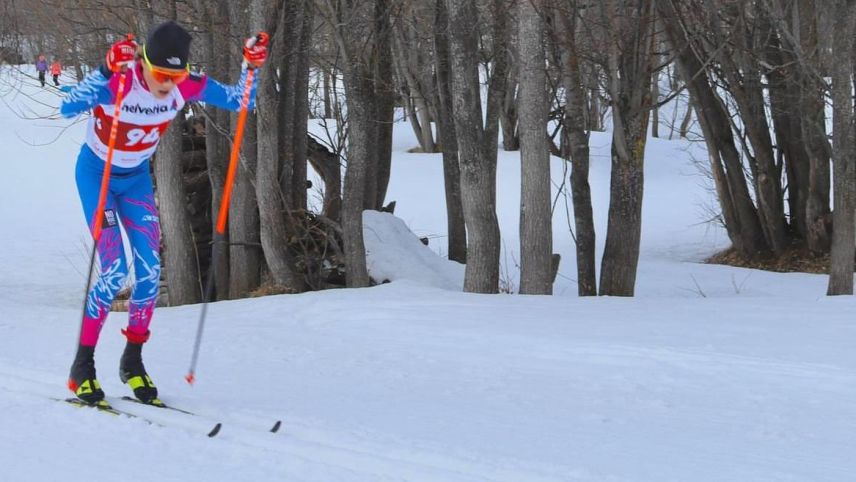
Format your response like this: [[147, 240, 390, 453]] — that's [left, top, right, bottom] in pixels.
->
[[185, 67, 256, 385]]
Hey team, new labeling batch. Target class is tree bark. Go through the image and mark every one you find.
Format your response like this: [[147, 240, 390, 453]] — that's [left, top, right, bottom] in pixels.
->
[[290, 4, 312, 212], [765, 40, 810, 239], [517, 0, 552, 295], [658, 0, 768, 258], [598, 0, 655, 297], [228, 112, 262, 298], [372, 0, 395, 210], [554, 1, 596, 296], [341, 71, 373, 287], [499, 65, 520, 151], [392, 21, 438, 154], [434, 0, 467, 264], [709, 5, 788, 253], [827, 0, 856, 295], [279, 0, 303, 212], [154, 112, 202, 305], [447, 0, 501, 293], [200, 0, 232, 300], [228, 0, 262, 299], [252, 0, 304, 292], [798, 0, 832, 253], [482, 0, 511, 190], [307, 134, 342, 221]]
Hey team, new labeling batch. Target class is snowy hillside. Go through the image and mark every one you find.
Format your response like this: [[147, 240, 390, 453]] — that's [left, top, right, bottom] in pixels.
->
[[1, 65, 855, 482]]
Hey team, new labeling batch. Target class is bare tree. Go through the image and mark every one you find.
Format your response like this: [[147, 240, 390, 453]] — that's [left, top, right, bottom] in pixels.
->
[[517, 0, 552, 294], [393, 1, 439, 153], [279, 0, 313, 214], [552, 0, 597, 295], [658, 0, 767, 258], [598, 0, 655, 296], [827, 0, 856, 295], [315, 0, 394, 287], [433, 0, 467, 263], [252, 0, 305, 292], [367, 0, 396, 211], [147, 3, 202, 305], [446, 0, 502, 293], [706, 4, 788, 254], [193, 0, 233, 299], [154, 111, 203, 305], [228, 0, 262, 298], [795, 0, 833, 254]]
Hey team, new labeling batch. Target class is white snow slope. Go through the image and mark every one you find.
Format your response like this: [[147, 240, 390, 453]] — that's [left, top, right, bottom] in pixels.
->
[[0, 66, 855, 482]]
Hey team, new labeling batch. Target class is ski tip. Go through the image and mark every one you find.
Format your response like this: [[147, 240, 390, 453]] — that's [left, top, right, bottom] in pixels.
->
[[185, 373, 195, 385], [207, 423, 222, 438], [270, 420, 282, 433]]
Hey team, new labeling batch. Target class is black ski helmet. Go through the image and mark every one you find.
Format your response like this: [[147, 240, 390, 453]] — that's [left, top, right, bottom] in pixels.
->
[[144, 21, 192, 70]]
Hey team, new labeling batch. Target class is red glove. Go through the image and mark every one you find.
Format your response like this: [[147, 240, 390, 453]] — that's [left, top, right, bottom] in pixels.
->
[[243, 32, 269, 68], [106, 34, 138, 73]]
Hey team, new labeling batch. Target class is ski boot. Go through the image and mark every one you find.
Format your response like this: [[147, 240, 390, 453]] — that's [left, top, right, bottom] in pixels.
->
[[119, 329, 162, 406], [68, 344, 107, 406]]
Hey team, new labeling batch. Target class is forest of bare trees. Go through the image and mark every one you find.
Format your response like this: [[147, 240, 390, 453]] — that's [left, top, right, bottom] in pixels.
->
[[1, 0, 855, 300]]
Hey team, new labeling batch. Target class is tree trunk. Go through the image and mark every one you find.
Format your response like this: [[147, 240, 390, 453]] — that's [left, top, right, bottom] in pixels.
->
[[228, 0, 262, 299], [154, 112, 202, 305], [252, 0, 304, 292], [517, 0, 552, 295], [434, 0, 467, 264], [341, 71, 373, 287], [766, 48, 810, 239], [279, 0, 303, 212], [201, 1, 232, 300], [290, 4, 312, 212], [447, 0, 501, 293], [482, 0, 511, 189], [323, 68, 333, 119], [598, 0, 654, 297], [711, 7, 788, 254], [228, 112, 262, 298], [651, 56, 660, 138], [679, 99, 692, 138], [798, 0, 832, 253], [586, 65, 603, 132], [307, 134, 342, 221], [392, 27, 437, 153], [500, 65, 520, 151], [372, 0, 395, 210], [554, 2, 596, 296], [658, 0, 768, 258], [827, 0, 856, 295]]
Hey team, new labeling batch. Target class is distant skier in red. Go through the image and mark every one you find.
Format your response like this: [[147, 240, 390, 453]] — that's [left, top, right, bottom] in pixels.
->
[[50, 59, 62, 86], [59, 21, 269, 406]]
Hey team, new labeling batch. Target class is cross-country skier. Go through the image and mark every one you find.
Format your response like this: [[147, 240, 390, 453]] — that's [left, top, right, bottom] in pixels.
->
[[50, 58, 62, 86], [35, 54, 47, 87], [60, 21, 269, 406]]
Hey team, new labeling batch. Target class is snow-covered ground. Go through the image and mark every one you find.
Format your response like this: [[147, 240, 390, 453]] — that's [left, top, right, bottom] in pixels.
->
[[1, 65, 855, 481]]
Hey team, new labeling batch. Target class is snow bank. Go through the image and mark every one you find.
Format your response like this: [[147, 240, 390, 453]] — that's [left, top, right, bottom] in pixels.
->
[[363, 210, 464, 290]]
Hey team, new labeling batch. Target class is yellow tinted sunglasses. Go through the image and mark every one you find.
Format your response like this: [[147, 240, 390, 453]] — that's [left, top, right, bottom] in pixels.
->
[[142, 45, 190, 83]]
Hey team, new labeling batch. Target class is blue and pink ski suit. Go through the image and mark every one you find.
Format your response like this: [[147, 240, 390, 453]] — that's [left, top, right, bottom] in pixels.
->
[[60, 62, 256, 346]]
